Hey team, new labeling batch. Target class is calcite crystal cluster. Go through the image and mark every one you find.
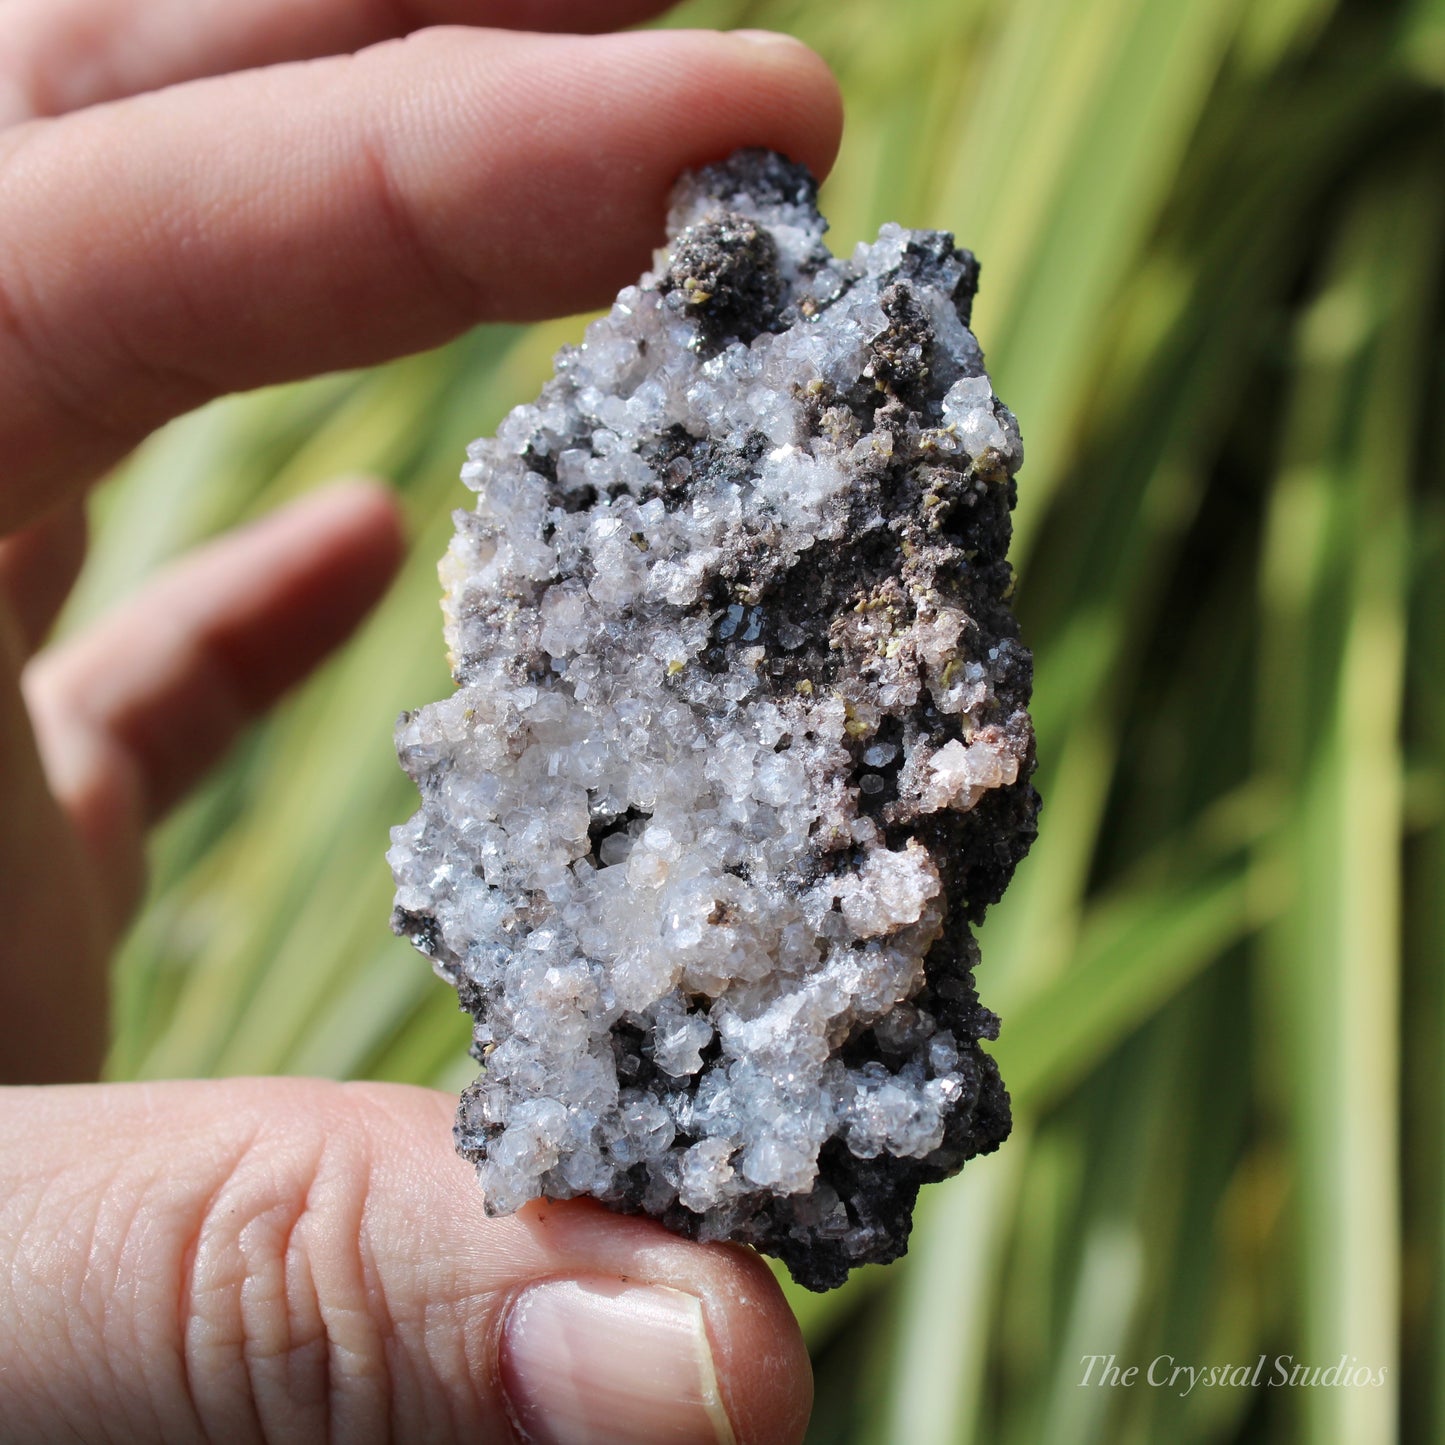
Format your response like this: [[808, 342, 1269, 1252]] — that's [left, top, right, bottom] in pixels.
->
[[389, 151, 1038, 1290]]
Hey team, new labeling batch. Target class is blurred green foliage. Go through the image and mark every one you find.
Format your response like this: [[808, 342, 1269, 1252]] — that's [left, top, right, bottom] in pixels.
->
[[79, 0, 1445, 1439]]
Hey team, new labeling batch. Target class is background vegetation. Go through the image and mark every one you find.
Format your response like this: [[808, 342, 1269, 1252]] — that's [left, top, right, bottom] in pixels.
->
[[77, 0, 1445, 1439]]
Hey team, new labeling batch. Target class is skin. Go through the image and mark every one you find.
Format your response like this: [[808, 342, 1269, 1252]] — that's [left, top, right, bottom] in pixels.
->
[[0, 2, 843, 1440]]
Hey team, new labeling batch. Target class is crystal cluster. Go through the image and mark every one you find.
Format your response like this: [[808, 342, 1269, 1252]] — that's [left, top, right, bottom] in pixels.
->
[[389, 151, 1038, 1290]]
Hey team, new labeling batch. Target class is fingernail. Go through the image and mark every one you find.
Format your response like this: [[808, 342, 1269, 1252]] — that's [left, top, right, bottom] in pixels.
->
[[728, 28, 810, 54], [500, 1278, 736, 1445]]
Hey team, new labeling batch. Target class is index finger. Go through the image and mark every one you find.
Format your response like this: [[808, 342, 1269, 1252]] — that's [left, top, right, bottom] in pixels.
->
[[0, 26, 843, 534], [0, 0, 681, 122]]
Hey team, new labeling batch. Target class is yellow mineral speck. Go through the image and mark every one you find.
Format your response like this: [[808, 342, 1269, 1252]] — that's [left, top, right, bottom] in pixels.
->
[[667, 658, 686, 675], [795, 679, 814, 695]]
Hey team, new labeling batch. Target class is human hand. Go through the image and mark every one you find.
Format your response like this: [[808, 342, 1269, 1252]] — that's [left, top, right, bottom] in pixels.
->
[[0, 3, 841, 1438]]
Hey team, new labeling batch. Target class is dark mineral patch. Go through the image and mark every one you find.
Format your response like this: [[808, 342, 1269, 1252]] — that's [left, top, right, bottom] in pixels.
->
[[660, 212, 786, 351]]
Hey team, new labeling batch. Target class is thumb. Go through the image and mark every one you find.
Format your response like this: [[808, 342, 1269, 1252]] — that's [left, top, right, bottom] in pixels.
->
[[0, 1078, 812, 1444]]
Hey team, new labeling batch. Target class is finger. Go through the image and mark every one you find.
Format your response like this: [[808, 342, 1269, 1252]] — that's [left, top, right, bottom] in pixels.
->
[[0, 27, 843, 532], [0, 613, 111, 1086], [0, 1078, 813, 1445], [23, 480, 403, 924], [0, 0, 678, 123], [0, 499, 87, 653]]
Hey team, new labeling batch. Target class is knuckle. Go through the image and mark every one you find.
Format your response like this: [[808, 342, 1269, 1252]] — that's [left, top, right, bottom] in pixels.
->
[[353, 122, 485, 321], [178, 1091, 394, 1445]]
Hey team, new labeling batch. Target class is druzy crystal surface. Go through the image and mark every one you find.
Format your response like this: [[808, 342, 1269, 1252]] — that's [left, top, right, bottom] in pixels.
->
[[389, 151, 1038, 1290]]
